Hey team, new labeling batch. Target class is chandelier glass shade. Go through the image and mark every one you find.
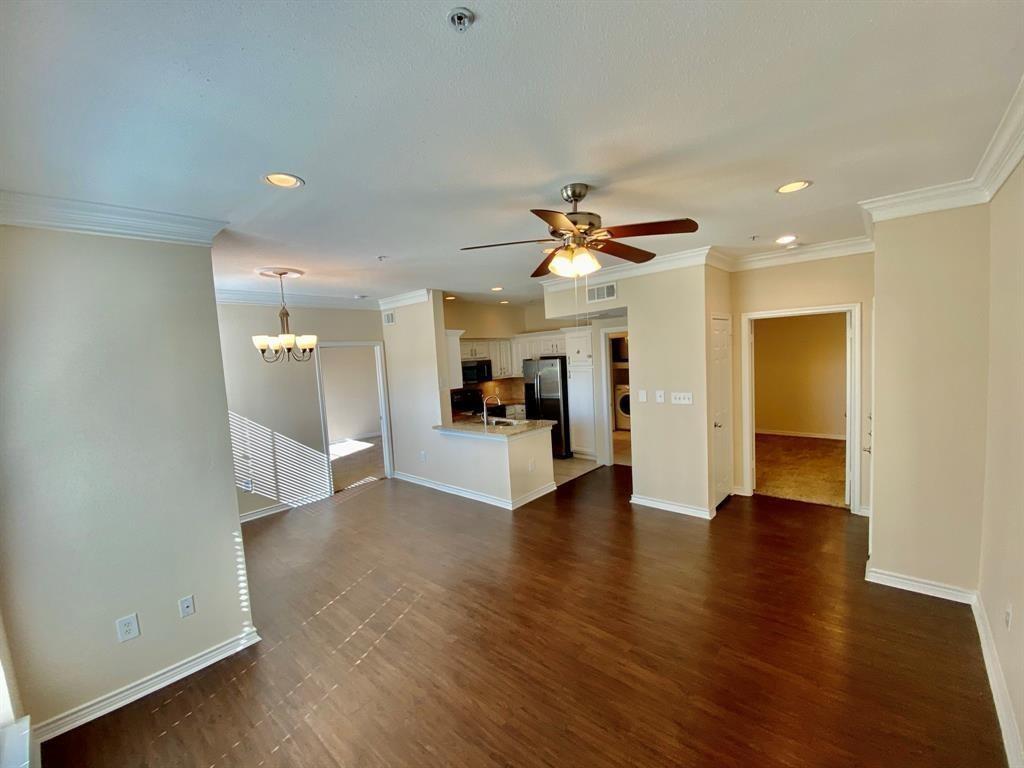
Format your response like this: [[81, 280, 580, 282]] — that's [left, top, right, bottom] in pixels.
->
[[548, 244, 602, 278], [251, 271, 317, 363]]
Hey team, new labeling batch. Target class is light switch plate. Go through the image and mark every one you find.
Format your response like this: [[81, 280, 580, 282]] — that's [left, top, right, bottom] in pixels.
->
[[179, 594, 195, 618], [671, 392, 693, 405], [637, 390, 647, 403], [655, 390, 665, 403]]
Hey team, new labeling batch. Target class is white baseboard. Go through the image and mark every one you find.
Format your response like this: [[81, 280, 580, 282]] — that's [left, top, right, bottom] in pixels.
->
[[756, 429, 846, 441], [852, 505, 871, 517], [510, 482, 557, 509], [973, 599, 1024, 767], [572, 449, 597, 460], [394, 472, 554, 511], [32, 628, 260, 743], [864, 566, 977, 604], [630, 495, 714, 520], [239, 502, 290, 523], [731, 485, 753, 497], [332, 431, 381, 443]]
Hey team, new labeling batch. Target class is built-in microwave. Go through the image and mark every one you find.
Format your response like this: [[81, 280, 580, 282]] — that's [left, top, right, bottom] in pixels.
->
[[461, 359, 492, 384]]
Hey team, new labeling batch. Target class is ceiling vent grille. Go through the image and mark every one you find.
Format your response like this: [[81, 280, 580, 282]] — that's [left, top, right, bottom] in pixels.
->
[[586, 283, 617, 303], [382, 310, 396, 326]]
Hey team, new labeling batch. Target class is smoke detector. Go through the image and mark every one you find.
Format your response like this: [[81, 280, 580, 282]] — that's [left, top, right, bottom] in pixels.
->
[[448, 7, 474, 32]]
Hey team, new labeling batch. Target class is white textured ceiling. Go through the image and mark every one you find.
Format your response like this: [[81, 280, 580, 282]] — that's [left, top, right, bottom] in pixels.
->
[[1, 0, 1022, 304]]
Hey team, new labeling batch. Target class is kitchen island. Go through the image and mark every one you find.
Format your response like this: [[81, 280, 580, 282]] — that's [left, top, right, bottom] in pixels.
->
[[399, 419, 556, 510]]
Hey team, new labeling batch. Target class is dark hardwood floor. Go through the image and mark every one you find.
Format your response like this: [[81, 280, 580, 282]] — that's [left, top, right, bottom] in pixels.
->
[[43, 467, 1005, 767]]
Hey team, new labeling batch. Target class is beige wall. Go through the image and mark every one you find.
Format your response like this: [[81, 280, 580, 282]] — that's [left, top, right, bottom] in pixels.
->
[[730, 252, 874, 505], [384, 291, 554, 504], [979, 160, 1024, 744], [0, 610, 17, 726], [872, 205, 990, 589], [443, 299, 526, 338], [216, 303, 382, 514], [320, 345, 381, 441], [523, 302, 568, 332], [753, 313, 847, 438], [546, 267, 711, 512], [0, 226, 253, 724]]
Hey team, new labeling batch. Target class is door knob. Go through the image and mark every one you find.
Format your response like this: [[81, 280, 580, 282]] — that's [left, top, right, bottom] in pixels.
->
[[714, 421, 722, 429]]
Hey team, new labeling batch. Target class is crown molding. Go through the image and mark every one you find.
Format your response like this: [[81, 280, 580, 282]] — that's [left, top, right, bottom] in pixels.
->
[[541, 246, 711, 292], [540, 238, 874, 292], [860, 72, 1024, 224], [378, 288, 430, 310], [215, 288, 381, 310], [726, 236, 875, 272], [0, 190, 226, 246]]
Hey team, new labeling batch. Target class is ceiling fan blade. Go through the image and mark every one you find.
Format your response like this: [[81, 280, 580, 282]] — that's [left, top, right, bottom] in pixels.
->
[[589, 239, 655, 263], [530, 249, 560, 278], [461, 238, 558, 251], [601, 218, 698, 239], [531, 209, 579, 235]]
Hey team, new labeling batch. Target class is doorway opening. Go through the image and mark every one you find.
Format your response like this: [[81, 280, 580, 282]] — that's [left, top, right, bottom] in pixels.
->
[[595, 324, 631, 469], [740, 305, 861, 512], [315, 342, 393, 494]]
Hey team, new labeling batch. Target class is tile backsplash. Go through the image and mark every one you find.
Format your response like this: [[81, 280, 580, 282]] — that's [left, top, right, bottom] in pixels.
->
[[460, 378, 526, 403]]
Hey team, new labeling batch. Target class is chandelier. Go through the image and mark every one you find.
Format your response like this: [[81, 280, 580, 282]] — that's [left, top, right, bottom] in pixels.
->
[[251, 268, 318, 363]]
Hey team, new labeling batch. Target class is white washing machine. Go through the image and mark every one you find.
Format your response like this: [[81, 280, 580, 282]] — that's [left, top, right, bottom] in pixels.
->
[[614, 385, 631, 430]]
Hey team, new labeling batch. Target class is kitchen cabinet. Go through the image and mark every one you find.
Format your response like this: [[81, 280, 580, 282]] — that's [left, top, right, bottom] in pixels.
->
[[446, 330, 465, 389], [489, 340, 514, 379], [567, 366, 596, 457], [460, 340, 489, 360], [540, 336, 565, 355], [565, 331, 593, 366], [511, 340, 528, 377]]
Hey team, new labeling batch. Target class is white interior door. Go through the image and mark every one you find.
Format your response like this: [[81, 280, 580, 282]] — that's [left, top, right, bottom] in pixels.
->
[[711, 317, 733, 506], [845, 313, 853, 506]]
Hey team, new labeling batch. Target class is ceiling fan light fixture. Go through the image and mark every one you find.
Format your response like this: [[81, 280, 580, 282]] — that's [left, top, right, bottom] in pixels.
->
[[547, 248, 576, 278], [571, 246, 601, 276]]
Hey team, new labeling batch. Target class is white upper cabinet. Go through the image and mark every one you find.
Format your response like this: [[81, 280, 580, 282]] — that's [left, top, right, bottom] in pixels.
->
[[460, 340, 489, 360], [565, 331, 593, 366], [446, 330, 465, 389]]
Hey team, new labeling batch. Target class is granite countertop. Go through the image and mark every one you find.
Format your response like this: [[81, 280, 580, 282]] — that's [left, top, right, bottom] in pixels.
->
[[433, 419, 556, 439]]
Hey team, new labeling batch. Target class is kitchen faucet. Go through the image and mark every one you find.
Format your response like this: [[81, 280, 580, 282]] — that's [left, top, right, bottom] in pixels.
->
[[482, 394, 501, 425]]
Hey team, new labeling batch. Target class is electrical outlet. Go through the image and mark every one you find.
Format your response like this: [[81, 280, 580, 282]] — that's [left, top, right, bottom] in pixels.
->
[[419, 450, 427, 463], [116, 613, 140, 643], [655, 390, 665, 403], [671, 392, 693, 405], [1006, 604, 1013, 631], [637, 389, 647, 403], [179, 594, 196, 618]]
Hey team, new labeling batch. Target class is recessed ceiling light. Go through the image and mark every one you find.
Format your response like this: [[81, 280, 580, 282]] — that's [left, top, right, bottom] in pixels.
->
[[444, 295, 456, 301], [491, 286, 503, 292], [499, 300, 509, 304], [776, 180, 812, 194], [264, 172, 305, 189], [775, 234, 797, 245], [785, 243, 800, 250]]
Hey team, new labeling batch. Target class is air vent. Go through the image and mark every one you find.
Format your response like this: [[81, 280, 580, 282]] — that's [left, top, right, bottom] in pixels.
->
[[382, 311, 396, 326], [586, 283, 617, 303]]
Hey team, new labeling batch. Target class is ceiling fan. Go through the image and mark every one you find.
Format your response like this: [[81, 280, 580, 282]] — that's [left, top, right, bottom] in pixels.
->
[[461, 183, 698, 278]]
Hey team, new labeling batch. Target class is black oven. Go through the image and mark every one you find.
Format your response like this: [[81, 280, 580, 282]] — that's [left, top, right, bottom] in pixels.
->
[[461, 359, 492, 384]]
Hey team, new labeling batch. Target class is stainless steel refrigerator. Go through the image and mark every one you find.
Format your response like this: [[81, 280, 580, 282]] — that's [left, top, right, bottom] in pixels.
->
[[523, 356, 572, 459]]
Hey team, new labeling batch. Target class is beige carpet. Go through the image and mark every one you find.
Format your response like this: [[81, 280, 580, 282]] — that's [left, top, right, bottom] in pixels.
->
[[755, 434, 847, 508]]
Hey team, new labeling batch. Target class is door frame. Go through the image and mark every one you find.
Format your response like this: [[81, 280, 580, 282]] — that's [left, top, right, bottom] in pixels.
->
[[739, 303, 861, 514], [314, 341, 394, 486], [710, 313, 734, 508], [597, 324, 629, 467]]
